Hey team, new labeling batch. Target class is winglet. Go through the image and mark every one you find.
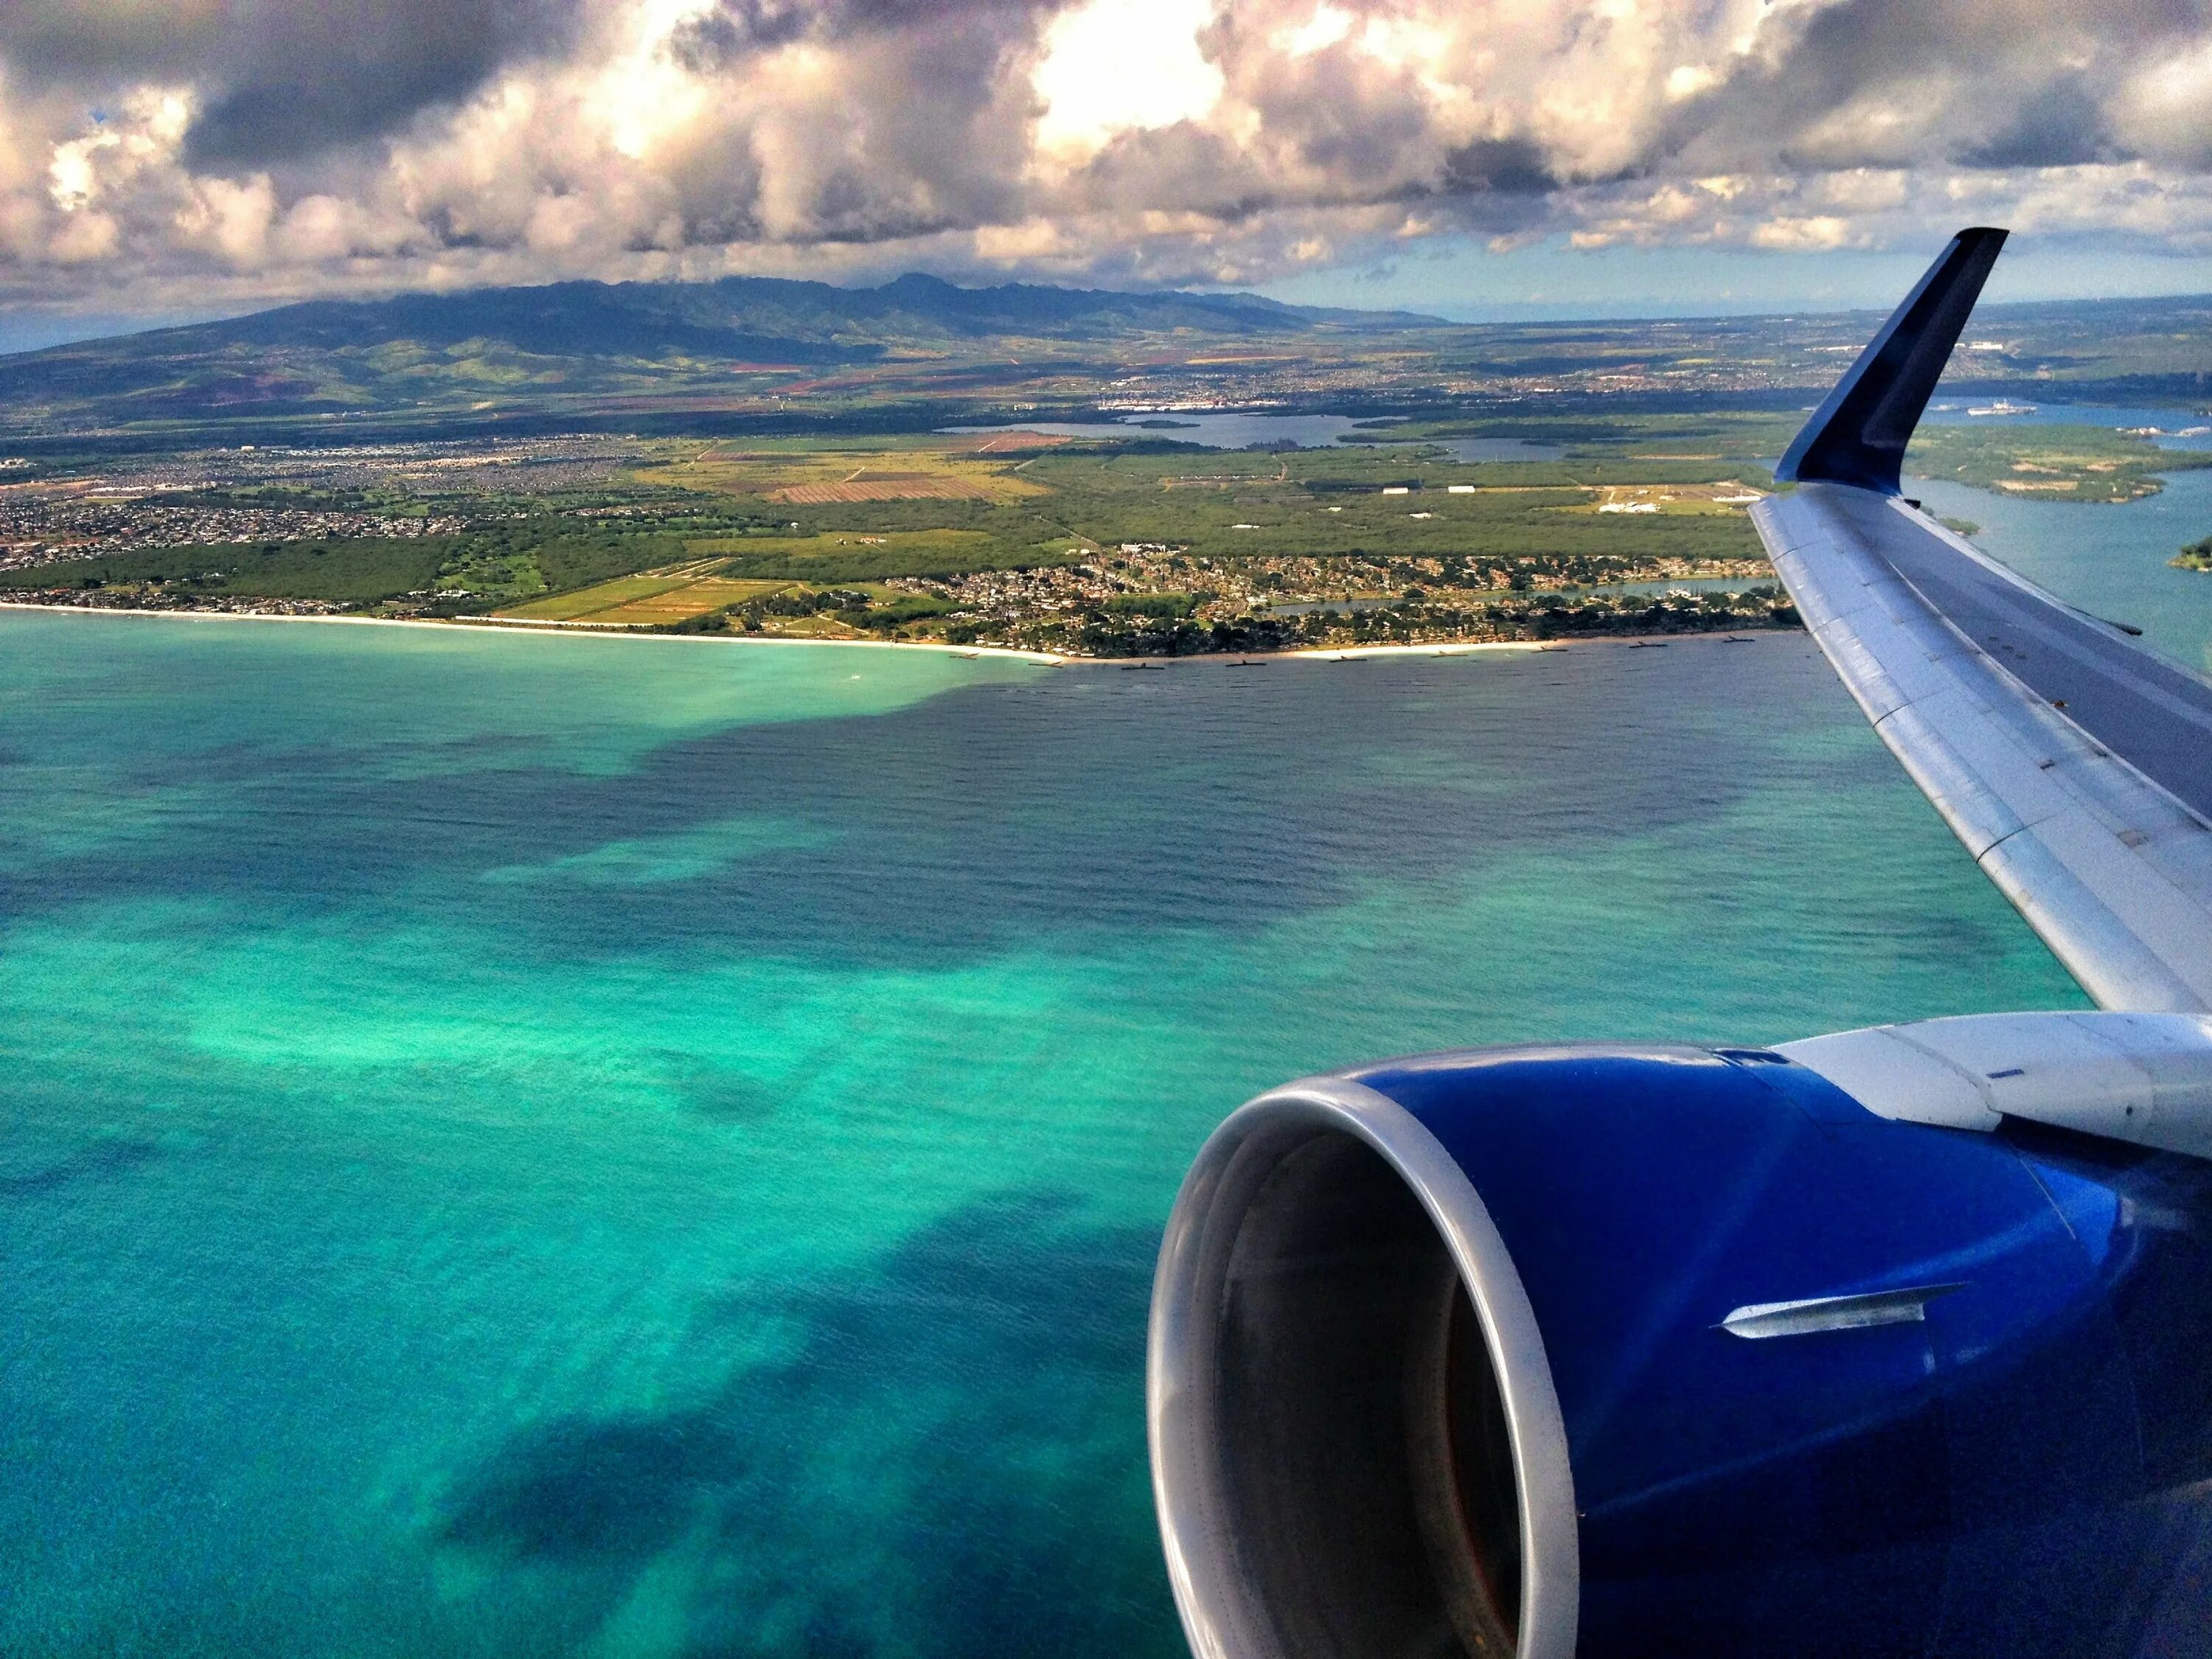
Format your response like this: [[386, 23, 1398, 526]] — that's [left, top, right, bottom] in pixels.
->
[[1774, 227, 2008, 494]]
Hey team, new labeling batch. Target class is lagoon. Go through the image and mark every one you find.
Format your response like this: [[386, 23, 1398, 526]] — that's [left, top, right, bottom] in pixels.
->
[[1913, 465, 2212, 675]]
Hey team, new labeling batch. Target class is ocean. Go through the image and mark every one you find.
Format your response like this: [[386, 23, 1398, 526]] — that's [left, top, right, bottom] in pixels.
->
[[0, 610, 2085, 1658]]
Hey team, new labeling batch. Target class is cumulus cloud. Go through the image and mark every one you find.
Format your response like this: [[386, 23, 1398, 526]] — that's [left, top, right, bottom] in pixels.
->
[[5, 0, 2212, 315]]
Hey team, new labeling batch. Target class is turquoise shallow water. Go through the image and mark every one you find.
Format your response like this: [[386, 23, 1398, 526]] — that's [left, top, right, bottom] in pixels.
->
[[0, 611, 2085, 1658]]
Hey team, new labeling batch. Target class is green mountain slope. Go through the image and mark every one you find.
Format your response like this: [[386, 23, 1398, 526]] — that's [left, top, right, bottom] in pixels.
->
[[0, 274, 1445, 431], [7, 272, 2212, 438]]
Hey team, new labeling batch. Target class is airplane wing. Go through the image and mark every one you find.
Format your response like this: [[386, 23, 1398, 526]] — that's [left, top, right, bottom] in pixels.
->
[[1150, 233, 2212, 1659], [1750, 228, 2212, 1013]]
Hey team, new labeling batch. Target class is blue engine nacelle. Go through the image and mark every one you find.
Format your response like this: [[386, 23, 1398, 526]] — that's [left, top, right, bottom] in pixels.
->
[[1147, 1044, 2212, 1659]]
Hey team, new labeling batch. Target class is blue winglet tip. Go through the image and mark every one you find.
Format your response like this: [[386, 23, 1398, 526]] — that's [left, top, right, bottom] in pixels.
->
[[1775, 226, 2009, 495]]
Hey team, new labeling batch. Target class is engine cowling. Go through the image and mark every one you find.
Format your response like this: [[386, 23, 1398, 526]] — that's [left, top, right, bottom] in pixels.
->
[[1147, 1042, 2212, 1659]]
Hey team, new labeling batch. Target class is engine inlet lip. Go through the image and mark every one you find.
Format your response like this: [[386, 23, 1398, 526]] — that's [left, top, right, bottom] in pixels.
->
[[1147, 1074, 1579, 1659]]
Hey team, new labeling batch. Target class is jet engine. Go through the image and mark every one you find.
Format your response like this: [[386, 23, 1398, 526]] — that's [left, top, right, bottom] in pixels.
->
[[1147, 1015, 2212, 1659]]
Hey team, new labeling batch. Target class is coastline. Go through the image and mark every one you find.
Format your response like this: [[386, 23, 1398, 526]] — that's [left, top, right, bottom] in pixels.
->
[[456, 611, 1569, 664], [1108, 640, 1554, 665], [1086, 633, 1787, 667], [0, 598, 1787, 665], [0, 601, 1069, 664]]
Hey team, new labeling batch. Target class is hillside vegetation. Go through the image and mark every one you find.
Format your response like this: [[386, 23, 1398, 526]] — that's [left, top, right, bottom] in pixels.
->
[[4, 275, 2210, 438]]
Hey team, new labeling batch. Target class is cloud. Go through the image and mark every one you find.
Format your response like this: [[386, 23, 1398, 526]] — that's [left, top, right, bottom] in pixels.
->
[[1034, 0, 1222, 162], [0, 0, 579, 165], [6, 0, 2212, 318]]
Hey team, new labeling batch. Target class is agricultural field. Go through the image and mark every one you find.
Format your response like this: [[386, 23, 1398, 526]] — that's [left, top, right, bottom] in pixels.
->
[[637, 438, 1052, 504], [995, 444, 1774, 565], [11, 268, 2212, 654], [0, 419, 1802, 648], [496, 563, 789, 624], [680, 528, 1044, 581], [17, 391, 2211, 653]]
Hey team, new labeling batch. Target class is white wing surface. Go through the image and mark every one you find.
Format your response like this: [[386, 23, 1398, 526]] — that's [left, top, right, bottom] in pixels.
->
[[1751, 230, 2212, 1013]]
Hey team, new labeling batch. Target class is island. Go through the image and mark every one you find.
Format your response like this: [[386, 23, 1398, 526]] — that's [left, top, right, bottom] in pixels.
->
[[4, 272, 2208, 654]]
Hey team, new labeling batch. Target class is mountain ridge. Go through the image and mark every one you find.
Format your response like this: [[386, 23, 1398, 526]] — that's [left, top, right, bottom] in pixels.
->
[[13, 271, 1450, 364], [0, 271, 1450, 431], [4, 273, 2210, 436]]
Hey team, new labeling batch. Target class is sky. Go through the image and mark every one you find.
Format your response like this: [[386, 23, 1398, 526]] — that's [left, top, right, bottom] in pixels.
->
[[7, 0, 2212, 345]]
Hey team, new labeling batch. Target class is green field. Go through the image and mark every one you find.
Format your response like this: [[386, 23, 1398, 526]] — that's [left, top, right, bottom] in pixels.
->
[[997, 448, 1770, 563], [500, 572, 698, 619], [499, 569, 790, 624], [14, 268, 2212, 655], [1, 411, 1809, 650], [684, 527, 1068, 581]]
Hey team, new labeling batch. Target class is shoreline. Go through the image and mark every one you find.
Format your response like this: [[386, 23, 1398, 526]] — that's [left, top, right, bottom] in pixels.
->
[[1113, 640, 1554, 665], [0, 602, 1068, 664], [0, 599, 1789, 665], [1085, 631, 1787, 667]]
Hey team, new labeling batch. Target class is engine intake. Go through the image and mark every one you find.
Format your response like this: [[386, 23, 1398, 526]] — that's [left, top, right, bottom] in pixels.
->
[[1148, 1043, 2212, 1659], [1148, 1083, 1578, 1659]]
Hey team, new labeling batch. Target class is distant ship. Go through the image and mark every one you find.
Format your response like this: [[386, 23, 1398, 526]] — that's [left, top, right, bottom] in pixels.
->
[[1966, 398, 2037, 416]]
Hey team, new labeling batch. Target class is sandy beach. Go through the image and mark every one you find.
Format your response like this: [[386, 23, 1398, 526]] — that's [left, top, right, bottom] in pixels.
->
[[1, 599, 1783, 666], [0, 602, 1069, 664]]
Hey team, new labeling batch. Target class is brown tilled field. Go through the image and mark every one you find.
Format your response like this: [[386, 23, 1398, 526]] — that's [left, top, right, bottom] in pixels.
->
[[769, 475, 1006, 503]]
